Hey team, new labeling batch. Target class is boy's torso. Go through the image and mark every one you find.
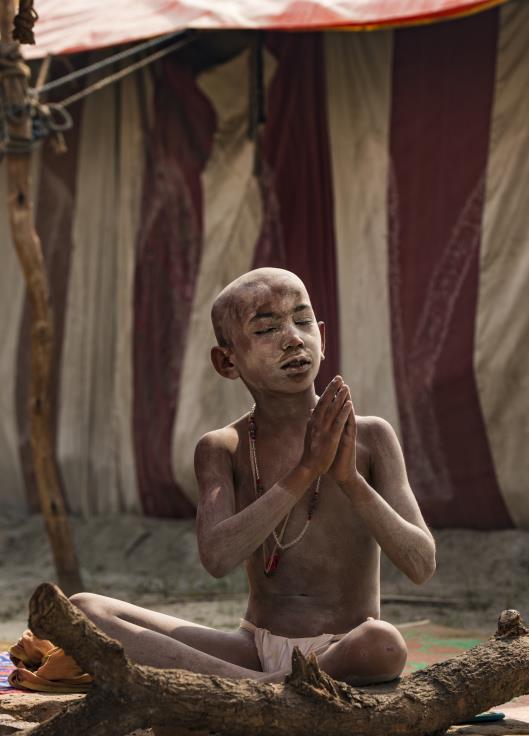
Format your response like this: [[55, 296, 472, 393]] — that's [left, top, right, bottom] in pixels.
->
[[227, 414, 381, 638]]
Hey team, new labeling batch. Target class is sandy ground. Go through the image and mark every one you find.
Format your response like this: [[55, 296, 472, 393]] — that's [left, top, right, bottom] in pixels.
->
[[0, 508, 529, 640], [1, 513, 529, 643], [2, 515, 529, 735]]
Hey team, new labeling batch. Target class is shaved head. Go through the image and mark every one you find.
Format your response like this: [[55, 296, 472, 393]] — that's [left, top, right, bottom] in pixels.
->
[[211, 268, 309, 347]]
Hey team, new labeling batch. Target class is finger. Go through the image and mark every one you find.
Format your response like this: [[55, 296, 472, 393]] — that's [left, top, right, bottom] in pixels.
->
[[326, 384, 349, 417], [313, 375, 343, 417], [331, 400, 353, 433], [342, 413, 356, 441], [323, 383, 350, 424], [348, 397, 357, 429], [340, 388, 355, 425], [333, 382, 350, 401]]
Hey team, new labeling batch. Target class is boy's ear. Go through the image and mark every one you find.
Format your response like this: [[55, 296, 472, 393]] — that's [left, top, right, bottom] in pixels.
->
[[318, 321, 326, 360], [211, 345, 240, 380]]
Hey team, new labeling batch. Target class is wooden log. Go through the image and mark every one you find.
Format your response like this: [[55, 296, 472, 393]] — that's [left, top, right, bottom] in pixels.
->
[[17, 583, 529, 736], [0, 1, 82, 595]]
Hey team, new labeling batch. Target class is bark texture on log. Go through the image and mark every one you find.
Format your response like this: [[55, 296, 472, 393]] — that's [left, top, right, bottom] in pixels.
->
[[18, 584, 529, 736], [0, 1, 82, 595], [0, 693, 81, 726]]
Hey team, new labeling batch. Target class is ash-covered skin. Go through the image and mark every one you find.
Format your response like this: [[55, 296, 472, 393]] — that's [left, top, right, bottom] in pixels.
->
[[210, 268, 324, 397], [70, 267, 436, 686]]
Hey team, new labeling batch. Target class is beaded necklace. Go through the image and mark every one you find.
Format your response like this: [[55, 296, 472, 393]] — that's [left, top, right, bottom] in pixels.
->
[[248, 405, 321, 576]]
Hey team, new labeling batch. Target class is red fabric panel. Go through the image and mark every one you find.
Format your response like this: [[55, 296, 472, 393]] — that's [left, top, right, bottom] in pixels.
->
[[265, 0, 505, 29], [133, 61, 215, 517], [255, 32, 340, 393], [15, 99, 84, 513], [388, 9, 512, 528]]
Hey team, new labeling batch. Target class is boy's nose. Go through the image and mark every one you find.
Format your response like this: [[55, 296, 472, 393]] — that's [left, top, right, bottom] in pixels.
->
[[281, 330, 304, 350]]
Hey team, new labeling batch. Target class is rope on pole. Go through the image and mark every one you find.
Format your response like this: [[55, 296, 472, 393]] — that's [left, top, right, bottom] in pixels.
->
[[0, 43, 72, 157], [34, 29, 193, 96], [13, 0, 38, 44]]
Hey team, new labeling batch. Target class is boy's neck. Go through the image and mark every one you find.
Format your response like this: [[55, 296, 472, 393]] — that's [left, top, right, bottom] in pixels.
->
[[251, 386, 318, 429]]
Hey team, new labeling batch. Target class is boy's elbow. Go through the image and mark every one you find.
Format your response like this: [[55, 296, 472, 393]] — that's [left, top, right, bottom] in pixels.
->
[[409, 560, 436, 585], [426, 550, 437, 581], [199, 549, 232, 579], [204, 560, 229, 579], [401, 538, 437, 585], [408, 545, 436, 585]]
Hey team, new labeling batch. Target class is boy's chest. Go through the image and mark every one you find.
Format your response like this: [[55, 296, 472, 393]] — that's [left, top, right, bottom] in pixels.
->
[[232, 430, 372, 514]]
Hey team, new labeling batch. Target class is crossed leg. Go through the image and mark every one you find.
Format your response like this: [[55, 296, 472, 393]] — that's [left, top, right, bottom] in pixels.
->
[[70, 593, 262, 679], [307, 619, 407, 685], [70, 593, 407, 684]]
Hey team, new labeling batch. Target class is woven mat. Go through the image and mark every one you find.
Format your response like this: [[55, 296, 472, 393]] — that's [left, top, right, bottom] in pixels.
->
[[0, 651, 18, 694]]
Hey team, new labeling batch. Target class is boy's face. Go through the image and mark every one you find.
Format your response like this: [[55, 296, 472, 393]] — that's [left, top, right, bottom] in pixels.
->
[[220, 276, 324, 395]]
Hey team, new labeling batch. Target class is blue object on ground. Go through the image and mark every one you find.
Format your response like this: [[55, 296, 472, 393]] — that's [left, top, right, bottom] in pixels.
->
[[456, 711, 505, 724]]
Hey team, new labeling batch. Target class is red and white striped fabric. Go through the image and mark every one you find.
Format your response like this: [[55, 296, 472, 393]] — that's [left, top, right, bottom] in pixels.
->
[[26, 0, 508, 58], [1, 0, 527, 528]]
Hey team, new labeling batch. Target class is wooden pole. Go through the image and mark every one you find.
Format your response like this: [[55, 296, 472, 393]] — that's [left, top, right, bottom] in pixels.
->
[[0, 0, 83, 595]]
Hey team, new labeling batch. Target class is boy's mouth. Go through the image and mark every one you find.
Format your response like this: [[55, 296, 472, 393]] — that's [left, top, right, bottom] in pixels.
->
[[280, 357, 312, 374]]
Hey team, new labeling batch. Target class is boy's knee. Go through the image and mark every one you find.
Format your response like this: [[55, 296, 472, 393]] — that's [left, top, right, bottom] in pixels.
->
[[336, 619, 407, 682], [70, 592, 91, 609], [69, 592, 100, 618], [361, 619, 407, 679]]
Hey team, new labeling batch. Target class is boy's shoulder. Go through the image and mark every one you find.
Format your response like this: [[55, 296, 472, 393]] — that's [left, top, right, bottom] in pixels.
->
[[356, 414, 399, 454], [194, 413, 249, 458], [356, 414, 395, 435]]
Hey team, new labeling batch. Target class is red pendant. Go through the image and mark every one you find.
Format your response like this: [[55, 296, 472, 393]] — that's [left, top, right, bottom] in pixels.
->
[[265, 552, 280, 576]]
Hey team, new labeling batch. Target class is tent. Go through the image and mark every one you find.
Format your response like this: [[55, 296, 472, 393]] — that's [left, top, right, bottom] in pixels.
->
[[24, 0, 508, 58], [0, 0, 527, 530]]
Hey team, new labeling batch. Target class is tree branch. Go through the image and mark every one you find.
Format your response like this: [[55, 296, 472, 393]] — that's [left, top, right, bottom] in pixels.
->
[[20, 583, 529, 736]]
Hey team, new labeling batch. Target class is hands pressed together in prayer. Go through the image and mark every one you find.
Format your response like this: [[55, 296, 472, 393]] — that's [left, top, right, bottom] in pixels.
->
[[300, 375, 360, 488]]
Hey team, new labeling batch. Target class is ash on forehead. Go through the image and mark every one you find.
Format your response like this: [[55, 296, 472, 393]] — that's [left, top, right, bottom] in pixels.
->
[[211, 268, 308, 347]]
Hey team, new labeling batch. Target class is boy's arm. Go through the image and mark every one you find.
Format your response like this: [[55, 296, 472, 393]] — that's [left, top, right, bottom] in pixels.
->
[[337, 416, 436, 585], [195, 433, 315, 577], [195, 376, 352, 577]]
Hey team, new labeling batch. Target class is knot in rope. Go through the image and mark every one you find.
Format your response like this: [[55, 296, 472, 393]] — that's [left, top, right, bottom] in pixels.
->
[[0, 46, 72, 159], [31, 100, 73, 138], [0, 44, 31, 158], [0, 100, 73, 158], [0, 43, 31, 82], [13, 0, 39, 45]]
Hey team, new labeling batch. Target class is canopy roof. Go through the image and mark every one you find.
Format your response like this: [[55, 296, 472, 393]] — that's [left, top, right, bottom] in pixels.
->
[[28, 0, 507, 58]]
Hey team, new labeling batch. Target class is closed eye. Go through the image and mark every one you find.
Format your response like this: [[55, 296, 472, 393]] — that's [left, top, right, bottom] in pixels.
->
[[254, 327, 277, 335], [295, 320, 312, 325]]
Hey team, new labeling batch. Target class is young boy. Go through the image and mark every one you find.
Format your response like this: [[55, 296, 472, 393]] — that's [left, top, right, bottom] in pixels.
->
[[71, 267, 435, 685]]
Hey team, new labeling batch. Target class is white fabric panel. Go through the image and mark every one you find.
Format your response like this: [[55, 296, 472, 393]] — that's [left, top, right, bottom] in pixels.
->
[[171, 50, 275, 503], [0, 165, 30, 513], [475, 0, 529, 529], [113, 73, 151, 513], [325, 31, 400, 435], [58, 83, 121, 515]]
